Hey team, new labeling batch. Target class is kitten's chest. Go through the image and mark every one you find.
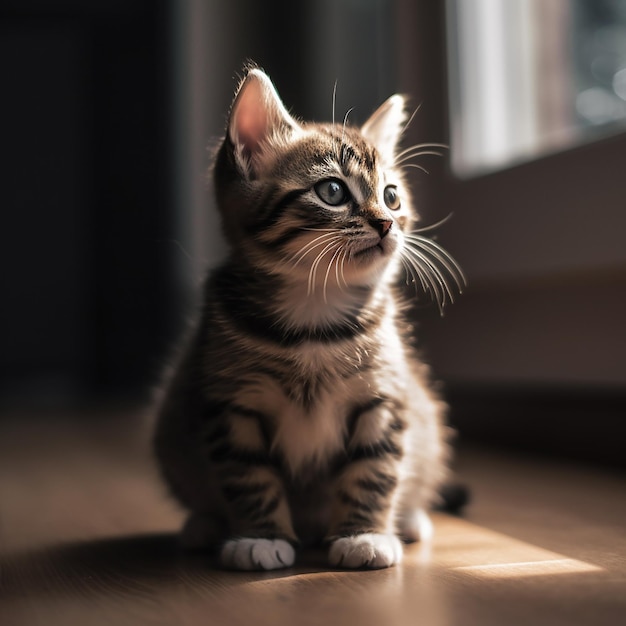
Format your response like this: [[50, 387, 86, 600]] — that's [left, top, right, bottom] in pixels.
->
[[237, 366, 359, 475], [274, 394, 347, 476]]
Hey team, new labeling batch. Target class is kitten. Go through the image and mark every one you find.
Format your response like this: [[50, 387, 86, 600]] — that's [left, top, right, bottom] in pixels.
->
[[154, 67, 464, 570]]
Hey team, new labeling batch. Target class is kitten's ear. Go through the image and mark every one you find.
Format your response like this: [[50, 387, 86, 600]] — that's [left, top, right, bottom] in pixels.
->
[[361, 95, 407, 164], [228, 68, 299, 176]]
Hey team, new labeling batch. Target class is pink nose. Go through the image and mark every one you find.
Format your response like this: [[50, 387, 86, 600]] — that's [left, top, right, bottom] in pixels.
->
[[369, 218, 393, 238]]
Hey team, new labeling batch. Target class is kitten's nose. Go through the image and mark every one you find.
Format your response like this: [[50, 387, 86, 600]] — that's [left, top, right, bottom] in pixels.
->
[[369, 218, 393, 239]]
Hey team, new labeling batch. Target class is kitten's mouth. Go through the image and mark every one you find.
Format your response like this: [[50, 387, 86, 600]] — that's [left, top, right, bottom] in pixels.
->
[[354, 240, 388, 259]]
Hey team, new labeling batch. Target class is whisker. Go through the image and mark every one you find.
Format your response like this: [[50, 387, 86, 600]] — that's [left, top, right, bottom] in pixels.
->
[[405, 244, 458, 305], [394, 150, 444, 167], [395, 142, 449, 161], [396, 150, 445, 163], [400, 104, 422, 137], [323, 244, 344, 303], [340, 107, 355, 160], [401, 163, 430, 175], [309, 240, 341, 297], [302, 235, 343, 264], [398, 214, 467, 314], [332, 80, 338, 126], [292, 237, 336, 269], [400, 254, 428, 294], [410, 248, 464, 295], [342, 107, 355, 130], [308, 240, 342, 296], [290, 231, 340, 267], [414, 245, 457, 304], [410, 213, 455, 234], [334, 249, 344, 293], [405, 230, 464, 271], [401, 244, 443, 299], [402, 244, 454, 310], [399, 256, 412, 288], [402, 250, 445, 311], [409, 257, 430, 293], [405, 235, 466, 291], [334, 247, 347, 291], [338, 248, 349, 290]]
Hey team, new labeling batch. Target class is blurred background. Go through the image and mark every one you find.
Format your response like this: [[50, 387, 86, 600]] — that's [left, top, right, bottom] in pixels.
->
[[1, 0, 625, 466]]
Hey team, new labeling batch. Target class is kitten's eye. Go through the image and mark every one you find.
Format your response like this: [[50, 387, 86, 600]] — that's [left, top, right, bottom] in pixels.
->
[[383, 185, 401, 210], [314, 179, 350, 207]]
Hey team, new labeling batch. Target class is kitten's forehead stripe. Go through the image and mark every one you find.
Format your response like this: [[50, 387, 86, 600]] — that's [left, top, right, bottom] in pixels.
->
[[339, 143, 377, 174], [338, 133, 378, 200], [282, 126, 381, 202]]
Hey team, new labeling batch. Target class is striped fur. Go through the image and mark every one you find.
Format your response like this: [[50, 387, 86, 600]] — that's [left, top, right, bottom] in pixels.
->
[[154, 68, 461, 570]]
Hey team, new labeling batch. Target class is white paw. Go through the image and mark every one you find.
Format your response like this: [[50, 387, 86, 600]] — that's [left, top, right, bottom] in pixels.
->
[[398, 509, 434, 543], [329, 533, 403, 569], [220, 538, 295, 571]]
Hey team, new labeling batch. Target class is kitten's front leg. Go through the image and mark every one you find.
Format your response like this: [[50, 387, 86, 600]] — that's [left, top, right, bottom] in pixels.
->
[[327, 401, 406, 569], [206, 409, 297, 570]]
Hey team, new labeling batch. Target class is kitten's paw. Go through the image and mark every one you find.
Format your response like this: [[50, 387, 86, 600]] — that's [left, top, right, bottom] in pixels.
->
[[397, 509, 434, 543], [221, 538, 295, 571], [329, 533, 403, 569]]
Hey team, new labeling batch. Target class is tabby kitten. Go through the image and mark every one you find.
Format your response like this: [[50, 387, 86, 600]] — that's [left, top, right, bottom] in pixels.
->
[[155, 67, 464, 570]]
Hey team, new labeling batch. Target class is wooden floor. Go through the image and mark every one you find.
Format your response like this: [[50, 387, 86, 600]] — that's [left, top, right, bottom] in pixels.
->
[[1, 407, 625, 626]]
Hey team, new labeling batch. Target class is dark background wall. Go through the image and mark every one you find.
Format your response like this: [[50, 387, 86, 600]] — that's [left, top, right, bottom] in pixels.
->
[[1, 1, 178, 403]]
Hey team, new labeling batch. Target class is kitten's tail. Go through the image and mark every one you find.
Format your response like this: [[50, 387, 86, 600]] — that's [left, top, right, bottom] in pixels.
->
[[435, 482, 471, 514]]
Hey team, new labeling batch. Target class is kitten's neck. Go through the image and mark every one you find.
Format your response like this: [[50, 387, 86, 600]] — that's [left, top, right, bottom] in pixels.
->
[[214, 259, 389, 333], [273, 279, 382, 331]]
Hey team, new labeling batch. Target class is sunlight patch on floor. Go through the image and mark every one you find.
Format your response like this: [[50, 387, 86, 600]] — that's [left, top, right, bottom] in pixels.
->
[[418, 513, 604, 579], [453, 558, 602, 578]]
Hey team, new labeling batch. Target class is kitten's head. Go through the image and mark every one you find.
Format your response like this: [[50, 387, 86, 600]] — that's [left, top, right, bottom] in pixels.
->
[[214, 67, 463, 304]]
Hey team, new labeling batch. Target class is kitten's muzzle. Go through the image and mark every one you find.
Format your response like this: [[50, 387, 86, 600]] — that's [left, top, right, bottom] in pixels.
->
[[354, 226, 397, 259], [368, 218, 392, 239]]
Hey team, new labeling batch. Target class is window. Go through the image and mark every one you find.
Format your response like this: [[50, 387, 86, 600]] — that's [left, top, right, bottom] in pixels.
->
[[447, 0, 626, 176]]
